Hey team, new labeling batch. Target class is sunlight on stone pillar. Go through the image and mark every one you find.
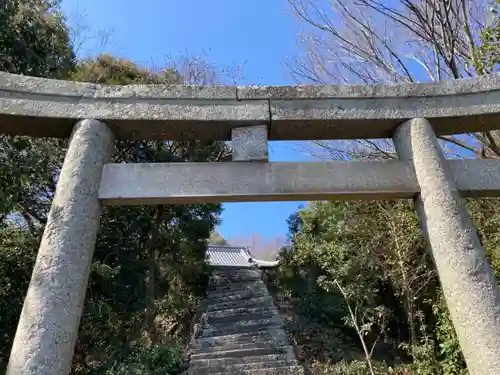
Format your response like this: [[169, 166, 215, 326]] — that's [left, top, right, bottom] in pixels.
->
[[6, 119, 114, 375], [393, 118, 500, 375]]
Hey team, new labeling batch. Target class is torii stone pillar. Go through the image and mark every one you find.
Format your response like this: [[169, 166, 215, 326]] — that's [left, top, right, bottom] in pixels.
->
[[393, 118, 500, 375], [6, 119, 114, 375]]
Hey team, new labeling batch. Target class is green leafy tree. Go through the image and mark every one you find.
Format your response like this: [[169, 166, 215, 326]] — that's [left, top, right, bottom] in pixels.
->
[[0, 0, 74, 224], [275, 196, 500, 375], [69, 55, 230, 374], [477, 0, 500, 74], [274, 197, 500, 374], [0, 0, 75, 78], [0, 1, 74, 369]]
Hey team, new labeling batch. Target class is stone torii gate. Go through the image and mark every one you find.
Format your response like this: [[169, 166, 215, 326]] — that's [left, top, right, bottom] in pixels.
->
[[1, 71, 500, 375]]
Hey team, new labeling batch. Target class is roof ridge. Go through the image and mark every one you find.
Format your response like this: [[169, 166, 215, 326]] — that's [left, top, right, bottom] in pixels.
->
[[206, 245, 254, 267], [207, 244, 246, 249]]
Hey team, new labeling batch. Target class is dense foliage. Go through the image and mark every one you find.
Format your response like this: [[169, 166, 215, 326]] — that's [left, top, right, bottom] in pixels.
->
[[0, 0, 75, 78], [1, 4, 74, 368], [267, 198, 500, 375], [477, 0, 500, 74]]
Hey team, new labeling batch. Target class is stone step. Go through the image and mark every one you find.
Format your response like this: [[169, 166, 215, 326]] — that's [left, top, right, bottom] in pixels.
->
[[211, 268, 257, 274], [187, 266, 300, 375], [206, 316, 282, 331], [211, 268, 261, 274], [208, 283, 267, 295], [209, 277, 262, 285], [208, 366, 304, 375], [208, 287, 268, 299], [209, 277, 262, 287], [211, 269, 262, 279], [207, 278, 265, 292], [201, 321, 283, 338], [193, 341, 288, 355], [189, 353, 297, 369], [195, 329, 289, 349], [208, 277, 263, 287], [208, 290, 270, 303], [208, 296, 275, 311], [207, 289, 269, 303], [187, 360, 296, 375], [208, 306, 276, 319], [208, 310, 276, 325], [191, 344, 293, 360]]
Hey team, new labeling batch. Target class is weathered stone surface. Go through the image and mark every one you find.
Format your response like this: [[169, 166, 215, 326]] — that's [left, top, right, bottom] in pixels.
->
[[195, 329, 288, 348], [189, 353, 295, 369], [393, 118, 500, 375], [208, 280, 268, 293], [208, 306, 276, 319], [192, 341, 287, 355], [191, 345, 292, 360], [232, 125, 269, 162], [2, 71, 500, 140], [237, 73, 500, 99], [0, 101, 269, 141], [188, 360, 296, 375], [448, 159, 500, 197], [208, 296, 275, 311], [201, 322, 283, 338], [208, 280, 264, 292], [187, 267, 302, 375], [267, 95, 500, 140], [0, 72, 269, 140], [208, 288, 270, 303], [209, 366, 304, 375], [208, 311, 276, 325], [211, 268, 262, 281], [207, 316, 282, 330], [98, 159, 500, 206], [208, 285, 269, 296], [98, 160, 419, 205], [6, 119, 114, 375], [0, 71, 237, 98], [237, 77, 500, 138]]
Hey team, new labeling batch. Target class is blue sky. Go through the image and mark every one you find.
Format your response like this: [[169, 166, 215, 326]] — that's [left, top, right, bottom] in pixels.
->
[[61, 0, 311, 241]]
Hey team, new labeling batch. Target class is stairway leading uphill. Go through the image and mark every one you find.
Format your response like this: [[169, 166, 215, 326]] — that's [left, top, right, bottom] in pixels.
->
[[188, 266, 304, 375]]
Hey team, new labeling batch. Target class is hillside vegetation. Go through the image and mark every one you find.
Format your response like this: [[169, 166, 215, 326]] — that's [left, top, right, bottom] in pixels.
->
[[263, 198, 500, 375]]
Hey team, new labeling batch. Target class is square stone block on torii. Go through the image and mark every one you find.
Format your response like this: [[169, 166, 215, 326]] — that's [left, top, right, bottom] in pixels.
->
[[2, 71, 500, 375]]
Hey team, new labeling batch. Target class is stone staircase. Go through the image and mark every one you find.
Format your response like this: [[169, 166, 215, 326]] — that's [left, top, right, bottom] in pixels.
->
[[188, 266, 303, 375]]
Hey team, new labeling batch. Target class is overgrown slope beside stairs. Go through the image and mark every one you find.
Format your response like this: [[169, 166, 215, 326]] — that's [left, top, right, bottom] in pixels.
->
[[188, 266, 304, 375]]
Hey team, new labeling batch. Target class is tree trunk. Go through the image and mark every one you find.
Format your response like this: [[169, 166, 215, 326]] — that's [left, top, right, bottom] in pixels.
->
[[145, 205, 164, 343]]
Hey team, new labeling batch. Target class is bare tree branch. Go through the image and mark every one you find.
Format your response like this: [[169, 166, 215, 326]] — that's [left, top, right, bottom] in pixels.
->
[[287, 0, 500, 160]]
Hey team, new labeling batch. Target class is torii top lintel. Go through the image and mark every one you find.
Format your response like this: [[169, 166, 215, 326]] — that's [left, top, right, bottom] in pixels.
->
[[1, 71, 500, 140]]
